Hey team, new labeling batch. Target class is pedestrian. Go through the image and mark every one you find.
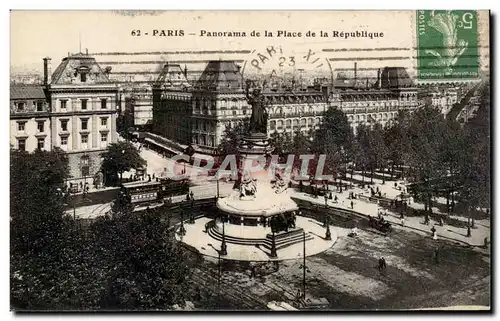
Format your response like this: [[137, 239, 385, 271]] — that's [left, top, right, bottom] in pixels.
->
[[439, 217, 444, 226], [190, 191, 194, 200], [350, 200, 354, 209], [471, 218, 475, 228], [431, 226, 437, 239], [433, 248, 439, 264], [152, 173, 155, 179], [334, 195, 338, 203], [401, 216, 405, 226], [329, 192, 333, 200], [394, 182, 397, 189]]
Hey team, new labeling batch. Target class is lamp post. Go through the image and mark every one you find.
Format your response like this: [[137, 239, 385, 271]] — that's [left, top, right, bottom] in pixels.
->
[[323, 194, 328, 227], [220, 214, 227, 256], [80, 153, 90, 199], [216, 171, 220, 199], [179, 207, 186, 236], [325, 216, 331, 240], [270, 230, 277, 258], [302, 231, 307, 300]]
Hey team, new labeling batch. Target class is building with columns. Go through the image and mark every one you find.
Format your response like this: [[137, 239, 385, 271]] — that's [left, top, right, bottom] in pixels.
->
[[45, 53, 120, 182]]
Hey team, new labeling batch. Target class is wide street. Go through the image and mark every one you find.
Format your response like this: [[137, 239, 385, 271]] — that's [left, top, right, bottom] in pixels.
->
[[68, 144, 491, 310], [186, 222, 490, 310]]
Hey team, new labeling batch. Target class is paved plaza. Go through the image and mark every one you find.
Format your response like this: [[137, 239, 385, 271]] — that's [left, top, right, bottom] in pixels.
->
[[73, 147, 490, 249], [177, 216, 340, 262]]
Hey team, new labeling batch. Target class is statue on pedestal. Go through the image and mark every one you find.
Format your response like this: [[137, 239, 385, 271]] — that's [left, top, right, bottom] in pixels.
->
[[245, 80, 268, 135], [239, 171, 257, 198], [273, 172, 288, 194]]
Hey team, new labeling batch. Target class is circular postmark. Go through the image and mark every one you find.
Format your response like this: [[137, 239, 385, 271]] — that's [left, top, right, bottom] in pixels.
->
[[241, 45, 334, 88]]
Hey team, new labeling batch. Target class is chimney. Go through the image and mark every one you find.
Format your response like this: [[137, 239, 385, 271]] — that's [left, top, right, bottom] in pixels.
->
[[43, 57, 52, 85], [184, 65, 188, 78], [86, 48, 88, 55], [354, 62, 357, 84], [377, 68, 382, 89]]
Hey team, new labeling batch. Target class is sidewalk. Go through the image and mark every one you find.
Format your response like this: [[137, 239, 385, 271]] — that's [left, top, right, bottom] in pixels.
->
[[290, 186, 489, 247]]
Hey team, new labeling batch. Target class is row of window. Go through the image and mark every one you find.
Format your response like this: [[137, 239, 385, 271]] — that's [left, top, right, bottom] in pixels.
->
[[17, 121, 46, 133], [59, 98, 108, 111], [59, 133, 108, 146], [17, 133, 108, 151], [17, 138, 45, 151], [15, 101, 45, 112], [192, 134, 216, 147], [16, 99, 109, 112], [17, 118, 109, 133]]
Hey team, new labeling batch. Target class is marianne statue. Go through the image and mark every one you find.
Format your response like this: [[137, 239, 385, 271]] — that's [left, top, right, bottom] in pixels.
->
[[245, 80, 268, 135]]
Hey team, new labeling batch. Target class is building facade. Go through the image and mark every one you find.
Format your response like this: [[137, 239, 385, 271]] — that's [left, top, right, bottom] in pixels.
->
[[45, 53, 119, 181], [336, 67, 419, 134], [10, 85, 51, 152], [152, 62, 420, 155]]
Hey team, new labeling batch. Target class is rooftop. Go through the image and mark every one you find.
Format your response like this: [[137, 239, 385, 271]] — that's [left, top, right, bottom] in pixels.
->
[[194, 60, 244, 92], [10, 85, 47, 100], [50, 52, 112, 85]]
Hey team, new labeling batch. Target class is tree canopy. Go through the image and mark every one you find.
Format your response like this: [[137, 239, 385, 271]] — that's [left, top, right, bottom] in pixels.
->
[[101, 141, 146, 186]]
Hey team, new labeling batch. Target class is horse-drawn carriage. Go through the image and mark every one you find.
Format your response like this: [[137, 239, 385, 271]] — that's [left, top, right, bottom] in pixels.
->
[[368, 216, 393, 234]]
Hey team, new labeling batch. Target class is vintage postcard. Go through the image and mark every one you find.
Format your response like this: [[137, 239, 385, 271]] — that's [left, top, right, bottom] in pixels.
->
[[10, 10, 490, 311]]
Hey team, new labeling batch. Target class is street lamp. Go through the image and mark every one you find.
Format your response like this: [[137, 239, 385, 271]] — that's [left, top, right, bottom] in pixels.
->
[[179, 207, 186, 236], [270, 230, 277, 258], [80, 153, 90, 198], [220, 214, 227, 256], [325, 216, 332, 240], [300, 231, 308, 300], [216, 171, 220, 199]]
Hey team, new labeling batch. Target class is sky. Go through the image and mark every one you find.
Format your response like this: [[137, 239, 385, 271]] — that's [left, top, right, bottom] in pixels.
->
[[10, 10, 490, 80]]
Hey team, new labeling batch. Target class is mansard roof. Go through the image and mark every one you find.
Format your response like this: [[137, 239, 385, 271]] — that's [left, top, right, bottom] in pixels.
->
[[50, 53, 112, 85], [194, 60, 244, 92], [10, 85, 47, 100], [379, 67, 414, 89], [155, 63, 191, 90]]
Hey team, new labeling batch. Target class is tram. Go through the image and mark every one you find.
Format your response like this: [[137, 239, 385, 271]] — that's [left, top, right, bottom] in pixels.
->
[[121, 181, 163, 208], [121, 178, 190, 209]]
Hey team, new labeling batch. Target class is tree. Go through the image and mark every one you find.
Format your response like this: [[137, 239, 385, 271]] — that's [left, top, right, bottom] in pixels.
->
[[10, 147, 86, 310], [101, 141, 146, 186], [269, 131, 292, 157], [383, 110, 411, 179], [353, 125, 370, 184], [313, 107, 353, 183], [10, 147, 70, 255], [406, 106, 448, 213], [365, 123, 389, 184], [217, 120, 249, 159], [90, 210, 191, 310], [458, 82, 491, 213]]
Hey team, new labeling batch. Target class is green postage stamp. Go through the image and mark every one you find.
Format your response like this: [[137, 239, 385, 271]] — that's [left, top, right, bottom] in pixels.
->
[[417, 10, 479, 79]]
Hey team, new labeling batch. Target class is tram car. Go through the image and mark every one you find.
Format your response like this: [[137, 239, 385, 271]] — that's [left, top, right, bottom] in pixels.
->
[[121, 181, 163, 208], [158, 178, 190, 198], [121, 178, 191, 208]]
